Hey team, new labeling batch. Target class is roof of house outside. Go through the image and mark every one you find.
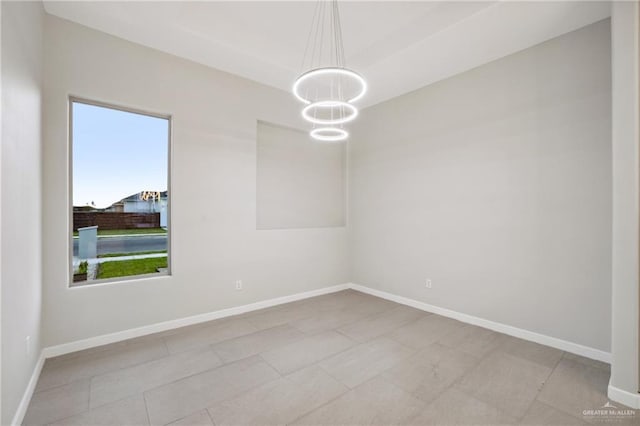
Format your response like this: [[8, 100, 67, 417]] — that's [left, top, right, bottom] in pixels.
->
[[118, 190, 168, 203]]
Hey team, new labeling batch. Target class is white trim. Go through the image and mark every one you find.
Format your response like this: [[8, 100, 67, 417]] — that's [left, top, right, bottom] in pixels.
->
[[16, 281, 616, 425], [608, 382, 640, 409], [42, 283, 349, 358], [348, 283, 611, 363], [15, 283, 347, 424], [11, 351, 45, 426]]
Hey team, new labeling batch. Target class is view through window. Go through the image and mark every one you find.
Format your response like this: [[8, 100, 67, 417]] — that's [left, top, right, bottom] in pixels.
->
[[71, 99, 170, 285]]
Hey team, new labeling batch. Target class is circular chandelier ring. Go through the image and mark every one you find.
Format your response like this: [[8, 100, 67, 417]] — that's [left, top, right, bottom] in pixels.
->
[[293, 67, 367, 105], [302, 101, 358, 125], [310, 127, 349, 142]]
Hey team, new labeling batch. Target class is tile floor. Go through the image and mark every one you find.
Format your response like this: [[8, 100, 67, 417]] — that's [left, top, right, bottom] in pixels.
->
[[23, 290, 637, 425]]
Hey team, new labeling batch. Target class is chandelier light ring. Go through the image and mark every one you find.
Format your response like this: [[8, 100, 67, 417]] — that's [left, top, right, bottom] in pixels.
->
[[310, 127, 349, 142], [302, 101, 358, 125], [293, 0, 367, 142], [292, 67, 368, 105]]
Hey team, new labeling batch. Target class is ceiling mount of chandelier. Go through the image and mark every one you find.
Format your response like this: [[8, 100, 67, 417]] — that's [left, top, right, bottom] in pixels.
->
[[293, 0, 367, 142]]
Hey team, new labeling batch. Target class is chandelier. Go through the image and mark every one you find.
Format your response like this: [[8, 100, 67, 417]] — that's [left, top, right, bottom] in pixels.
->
[[293, 0, 367, 142]]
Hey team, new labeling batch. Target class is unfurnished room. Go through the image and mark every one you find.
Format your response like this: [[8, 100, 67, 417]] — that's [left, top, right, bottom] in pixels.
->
[[1, 0, 639, 425]]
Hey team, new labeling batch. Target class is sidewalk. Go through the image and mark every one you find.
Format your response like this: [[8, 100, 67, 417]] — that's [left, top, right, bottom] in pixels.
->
[[72, 233, 167, 239], [93, 252, 167, 263], [73, 252, 167, 267]]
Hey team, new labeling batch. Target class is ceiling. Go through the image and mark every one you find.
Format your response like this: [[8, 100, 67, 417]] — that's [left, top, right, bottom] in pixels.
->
[[43, 1, 611, 108]]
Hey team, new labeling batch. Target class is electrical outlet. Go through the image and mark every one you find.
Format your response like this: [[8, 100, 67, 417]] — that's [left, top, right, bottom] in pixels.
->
[[425, 279, 432, 289], [235, 280, 243, 291], [26, 336, 31, 356]]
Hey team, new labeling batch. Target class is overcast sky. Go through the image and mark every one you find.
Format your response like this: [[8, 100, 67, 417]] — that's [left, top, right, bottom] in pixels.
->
[[72, 101, 169, 209]]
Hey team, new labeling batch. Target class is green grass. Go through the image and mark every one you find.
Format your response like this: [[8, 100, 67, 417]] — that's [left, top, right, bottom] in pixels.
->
[[97, 257, 168, 279], [98, 250, 167, 259], [73, 228, 167, 237]]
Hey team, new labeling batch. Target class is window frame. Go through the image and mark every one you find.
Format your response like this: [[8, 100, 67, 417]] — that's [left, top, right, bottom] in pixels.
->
[[68, 96, 173, 288]]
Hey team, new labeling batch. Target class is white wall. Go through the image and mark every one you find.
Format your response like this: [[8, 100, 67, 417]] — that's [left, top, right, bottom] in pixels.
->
[[1, 1, 44, 424], [42, 15, 348, 347], [610, 1, 639, 400], [350, 20, 612, 352], [257, 121, 346, 229]]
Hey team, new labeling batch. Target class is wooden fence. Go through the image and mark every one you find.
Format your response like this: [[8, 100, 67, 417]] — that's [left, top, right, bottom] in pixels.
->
[[73, 212, 160, 231]]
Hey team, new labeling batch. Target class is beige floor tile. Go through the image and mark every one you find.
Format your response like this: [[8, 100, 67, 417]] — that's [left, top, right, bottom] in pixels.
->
[[245, 303, 316, 330], [36, 339, 168, 392], [90, 347, 222, 408], [23, 380, 90, 426], [212, 324, 305, 363], [208, 366, 347, 425], [50, 394, 149, 425], [43, 331, 178, 367], [437, 324, 507, 358], [338, 305, 425, 342], [25, 292, 620, 426], [295, 290, 371, 312], [167, 410, 214, 426], [537, 358, 613, 421], [319, 337, 414, 388], [498, 336, 564, 369], [390, 314, 464, 349], [292, 376, 425, 425], [163, 317, 259, 354], [520, 400, 586, 425], [411, 387, 517, 425], [285, 364, 348, 397], [562, 352, 610, 372], [383, 343, 479, 403], [260, 330, 354, 374], [348, 296, 399, 317], [45, 341, 130, 365], [292, 307, 371, 334], [455, 350, 552, 419], [144, 355, 279, 425]]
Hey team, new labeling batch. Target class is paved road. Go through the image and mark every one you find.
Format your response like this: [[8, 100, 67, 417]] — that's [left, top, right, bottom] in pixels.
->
[[73, 235, 167, 257]]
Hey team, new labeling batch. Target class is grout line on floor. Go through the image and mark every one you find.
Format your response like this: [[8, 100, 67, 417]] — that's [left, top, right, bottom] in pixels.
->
[[204, 407, 216, 425], [283, 375, 356, 425], [412, 335, 504, 417], [143, 392, 152, 426], [35, 341, 173, 395], [27, 291, 619, 425], [514, 348, 566, 423], [131, 349, 260, 402]]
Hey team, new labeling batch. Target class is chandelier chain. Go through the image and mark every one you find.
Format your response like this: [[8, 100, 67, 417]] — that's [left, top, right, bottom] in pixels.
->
[[293, 0, 366, 142], [300, 0, 349, 72], [300, 0, 320, 73]]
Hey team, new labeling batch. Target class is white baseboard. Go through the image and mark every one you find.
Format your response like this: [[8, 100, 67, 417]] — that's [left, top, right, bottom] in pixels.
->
[[15, 283, 349, 425], [42, 283, 349, 358], [348, 283, 611, 364], [15, 281, 616, 425], [11, 351, 45, 426], [41, 280, 611, 362], [608, 382, 640, 409]]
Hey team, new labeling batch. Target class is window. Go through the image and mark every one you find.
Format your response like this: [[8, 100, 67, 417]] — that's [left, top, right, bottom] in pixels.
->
[[70, 98, 171, 286]]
